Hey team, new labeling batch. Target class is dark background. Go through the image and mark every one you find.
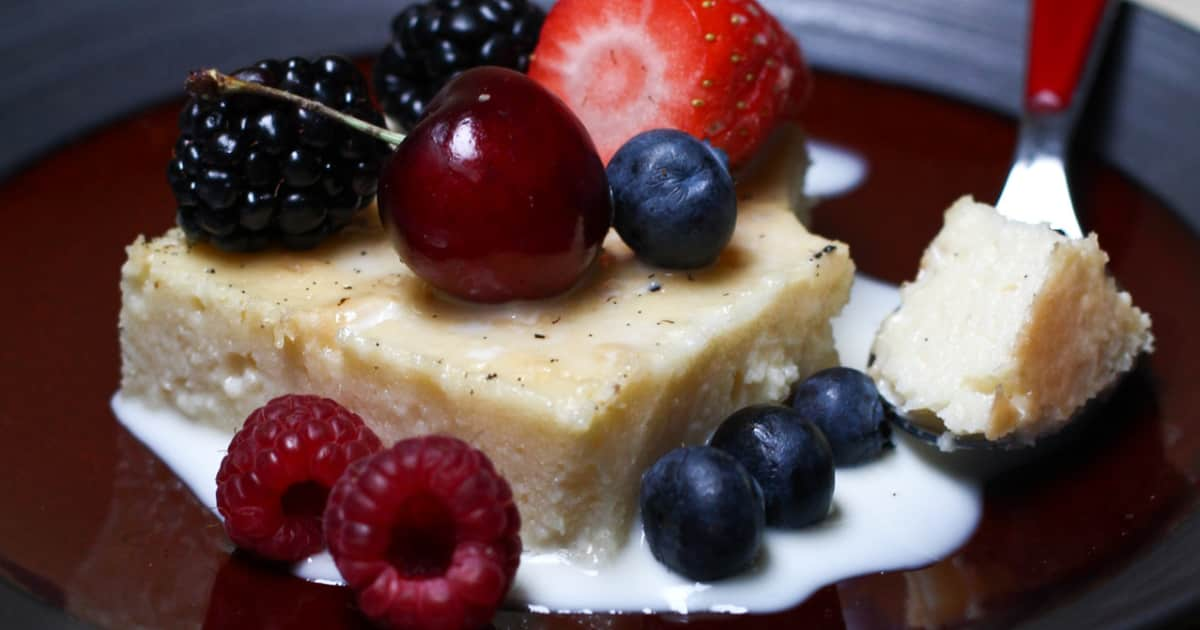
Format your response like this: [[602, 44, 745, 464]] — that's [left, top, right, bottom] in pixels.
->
[[1, 1, 1197, 232]]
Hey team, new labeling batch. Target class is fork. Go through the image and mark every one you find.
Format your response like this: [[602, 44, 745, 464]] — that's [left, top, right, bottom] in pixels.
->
[[995, 0, 1120, 238]]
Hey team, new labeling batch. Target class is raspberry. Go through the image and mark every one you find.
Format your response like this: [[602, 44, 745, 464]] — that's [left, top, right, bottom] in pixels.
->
[[215, 395, 383, 562], [324, 436, 521, 630]]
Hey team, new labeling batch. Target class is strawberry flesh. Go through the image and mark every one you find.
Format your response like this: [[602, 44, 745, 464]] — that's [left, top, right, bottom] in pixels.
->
[[530, 0, 707, 164], [529, 0, 810, 167]]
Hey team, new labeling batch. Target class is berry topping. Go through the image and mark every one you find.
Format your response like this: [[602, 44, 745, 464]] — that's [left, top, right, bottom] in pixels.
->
[[171, 56, 390, 252], [607, 129, 736, 269], [790, 367, 894, 466], [709, 404, 834, 528], [640, 446, 764, 581], [528, 0, 811, 167], [215, 395, 383, 562], [374, 0, 547, 130], [378, 66, 612, 302], [323, 436, 521, 630]]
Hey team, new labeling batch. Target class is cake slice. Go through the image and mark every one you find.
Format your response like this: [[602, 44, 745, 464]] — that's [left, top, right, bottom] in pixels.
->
[[119, 154, 852, 560], [868, 196, 1153, 443]]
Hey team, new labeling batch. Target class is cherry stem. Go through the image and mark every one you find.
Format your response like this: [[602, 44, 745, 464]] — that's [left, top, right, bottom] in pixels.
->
[[185, 68, 407, 148]]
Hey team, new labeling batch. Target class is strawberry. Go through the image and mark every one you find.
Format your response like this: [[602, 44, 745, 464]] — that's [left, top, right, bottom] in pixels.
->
[[528, 0, 811, 168]]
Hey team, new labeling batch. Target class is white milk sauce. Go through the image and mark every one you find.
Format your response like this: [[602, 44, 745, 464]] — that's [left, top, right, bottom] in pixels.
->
[[111, 141, 983, 614]]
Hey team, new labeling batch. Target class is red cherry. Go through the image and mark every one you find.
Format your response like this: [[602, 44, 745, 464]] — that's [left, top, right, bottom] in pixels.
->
[[378, 66, 612, 303]]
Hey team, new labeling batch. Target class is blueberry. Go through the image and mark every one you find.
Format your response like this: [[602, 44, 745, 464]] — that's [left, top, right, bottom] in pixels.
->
[[791, 367, 894, 466], [640, 446, 764, 581], [607, 129, 736, 269], [710, 404, 834, 528]]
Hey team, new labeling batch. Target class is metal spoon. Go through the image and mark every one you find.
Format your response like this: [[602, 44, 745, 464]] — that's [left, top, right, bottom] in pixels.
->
[[890, 0, 1121, 450], [995, 0, 1120, 236]]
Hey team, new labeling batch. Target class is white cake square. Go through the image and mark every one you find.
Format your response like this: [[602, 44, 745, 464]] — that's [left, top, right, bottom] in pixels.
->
[[120, 169, 853, 559]]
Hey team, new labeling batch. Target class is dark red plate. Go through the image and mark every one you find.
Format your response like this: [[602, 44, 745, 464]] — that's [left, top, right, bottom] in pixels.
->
[[1, 3, 1198, 629]]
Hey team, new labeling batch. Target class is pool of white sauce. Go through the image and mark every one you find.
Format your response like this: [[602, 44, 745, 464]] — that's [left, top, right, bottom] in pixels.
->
[[111, 141, 983, 615]]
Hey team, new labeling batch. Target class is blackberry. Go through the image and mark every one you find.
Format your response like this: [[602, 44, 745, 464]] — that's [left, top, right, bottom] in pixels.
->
[[373, 0, 546, 130], [168, 56, 390, 252]]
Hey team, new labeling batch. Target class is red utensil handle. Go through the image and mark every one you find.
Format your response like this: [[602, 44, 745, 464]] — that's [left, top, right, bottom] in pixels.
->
[[1026, 0, 1113, 113]]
